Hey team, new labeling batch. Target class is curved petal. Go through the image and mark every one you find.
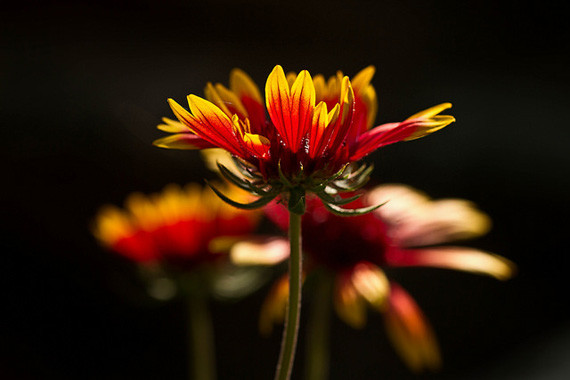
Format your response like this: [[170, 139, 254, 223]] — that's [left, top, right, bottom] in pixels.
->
[[392, 199, 491, 246], [351, 103, 455, 160], [265, 65, 315, 152], [153, 133, 217, 150], [385, 246, 516, 281], [383, 282, 441, 372], [367, 184, 430, 224], [351, 261, 390, 309], [229, 68, 266, 133], [167, 97, 241, 156], [157, 117, 191, 133], [369, 185, 491, 246]]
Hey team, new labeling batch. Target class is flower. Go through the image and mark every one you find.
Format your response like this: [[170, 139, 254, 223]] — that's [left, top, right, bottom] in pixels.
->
[[92, 183, 259, 267], [154, 66, 455, 212], [231, 185, 515, 372]]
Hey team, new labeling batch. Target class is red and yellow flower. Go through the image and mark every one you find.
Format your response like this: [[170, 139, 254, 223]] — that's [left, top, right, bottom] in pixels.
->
[[92, 183, 259, 267], [154, 66, 454, 212], [231, 185, 515, 372]]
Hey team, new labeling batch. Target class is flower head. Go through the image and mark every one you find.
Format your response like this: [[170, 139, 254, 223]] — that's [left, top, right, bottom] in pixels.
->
[[92, 183, 259, 267], [232, 185, 515, 372], [154, 66, 454, 213]]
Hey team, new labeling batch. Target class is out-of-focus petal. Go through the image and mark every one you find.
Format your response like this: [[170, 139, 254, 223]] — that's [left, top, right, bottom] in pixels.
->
[[391, 199, 491, 246], [383, 282, 441, 372], [230, 237, 290, 266], [200, 148, 237, 173], [333, 273, 367, 329], [385, 246, 516, 281], [368, 184, 491, 246], [351, 262, 390, 309], [367, 184, 430, 225]]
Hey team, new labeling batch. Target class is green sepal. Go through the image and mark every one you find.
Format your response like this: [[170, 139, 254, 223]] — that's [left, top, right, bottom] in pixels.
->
[[316, 191, 362, 206], [216, 162, 269, 196], [277, 160, 293, 188], [332, 164, 373, 191], [206, 180, 277, 210], [323, 200, 387, 217], [288, 187, 306, 215]]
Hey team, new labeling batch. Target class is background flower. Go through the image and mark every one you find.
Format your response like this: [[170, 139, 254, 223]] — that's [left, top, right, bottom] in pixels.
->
[[233, 184, 515, 372]]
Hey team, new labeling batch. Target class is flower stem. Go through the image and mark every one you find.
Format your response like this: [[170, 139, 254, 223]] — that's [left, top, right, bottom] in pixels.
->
[[274, 211, 303, 380], [187, 290, 216, 380], [305, 271, 333, 380]]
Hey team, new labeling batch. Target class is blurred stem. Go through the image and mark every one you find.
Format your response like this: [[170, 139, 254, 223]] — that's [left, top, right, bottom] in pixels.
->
[[187, 290, 216, 380], [274, 211, 303, 380], [305, 271, 333, 380]]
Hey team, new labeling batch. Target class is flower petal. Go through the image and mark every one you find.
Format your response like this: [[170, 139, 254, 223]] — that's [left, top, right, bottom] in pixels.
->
[[351, 65, 375, 94], [383, 283, 441, 372], [204, 82, 249, 120], [157, 117, 191, 133], [351, 262, 390, 309], [368, 185, 491, 246], [230, 237, 290, 265], [351, 103, 454, 160], [406, 102, 452, 120], [153, 133, 217, 150], [290, 70, 316, 152], [243, 132, 271, 159], [265, 65, 316, 152], [403, 103, 455, 141], [385, 246, 516, 281], [229, 68, 266, 132], [333, 272, 367, 329], [265, 65, 292, 148], [167, 97, 241, 156]]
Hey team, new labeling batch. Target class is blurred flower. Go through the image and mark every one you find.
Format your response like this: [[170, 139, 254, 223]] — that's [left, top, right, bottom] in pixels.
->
[[154, 66, 454, 213], [232, 184, 515, 372], [92, 183, 264, 299], [93, 183, 265, 380]]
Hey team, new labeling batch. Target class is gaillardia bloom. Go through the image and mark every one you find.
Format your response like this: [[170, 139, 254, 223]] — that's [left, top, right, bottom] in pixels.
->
[[92, 183, 259, 268], [154, 65, 454, 213], [93, 183, 261, 380], [231, 185, 515, 372]]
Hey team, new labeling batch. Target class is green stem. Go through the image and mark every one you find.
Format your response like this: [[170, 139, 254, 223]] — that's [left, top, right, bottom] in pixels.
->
[[305, 271, 333, 380], [187, 290, 216, 380], [274, 211, 303, 380]]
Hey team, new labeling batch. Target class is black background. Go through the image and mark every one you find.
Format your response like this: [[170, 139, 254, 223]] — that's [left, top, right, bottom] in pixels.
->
[[2, 1, 569, 379]]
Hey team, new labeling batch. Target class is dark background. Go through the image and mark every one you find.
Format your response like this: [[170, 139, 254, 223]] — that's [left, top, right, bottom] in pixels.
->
[[2, 1, 569, 379]]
